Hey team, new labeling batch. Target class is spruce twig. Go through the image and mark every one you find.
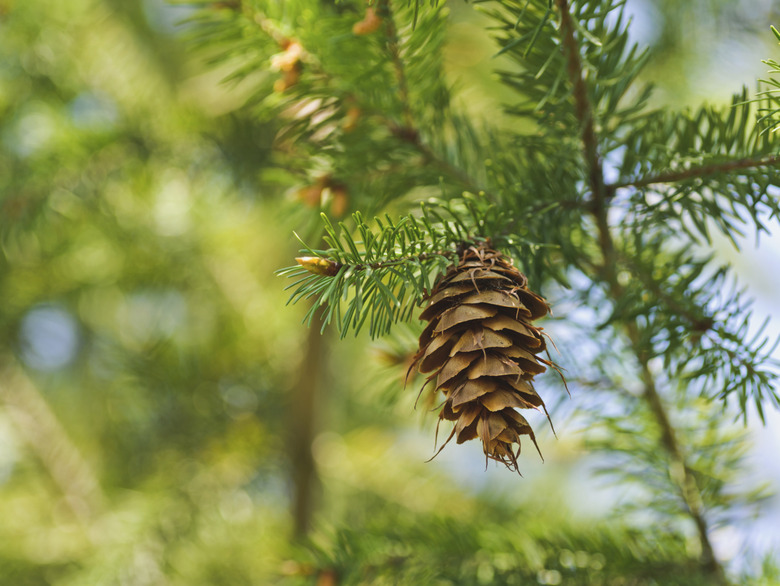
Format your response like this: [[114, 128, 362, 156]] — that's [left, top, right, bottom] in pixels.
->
[[379, 0, 414, 130], [555, 0, 728, 582], [297, 249, 457, 275], [609, 153, 780, 192], [378, 0, 497, 201]]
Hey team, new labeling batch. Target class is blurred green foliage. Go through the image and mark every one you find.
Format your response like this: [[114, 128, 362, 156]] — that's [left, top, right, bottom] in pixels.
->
[[1, 0, 779, 585]]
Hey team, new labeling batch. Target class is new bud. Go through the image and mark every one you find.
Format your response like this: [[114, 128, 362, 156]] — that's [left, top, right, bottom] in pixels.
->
[[295, 256, 341, 277]]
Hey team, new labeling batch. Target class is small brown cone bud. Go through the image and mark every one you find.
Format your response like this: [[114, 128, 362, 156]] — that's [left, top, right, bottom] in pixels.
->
[[410, 243, 560, 473], [353, 7, 382, 35]]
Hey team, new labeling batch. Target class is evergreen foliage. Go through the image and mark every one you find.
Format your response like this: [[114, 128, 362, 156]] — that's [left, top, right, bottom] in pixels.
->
[[2, 0, 780, 584], [197, 0, 780, 581], [757, 26, 780, 134]]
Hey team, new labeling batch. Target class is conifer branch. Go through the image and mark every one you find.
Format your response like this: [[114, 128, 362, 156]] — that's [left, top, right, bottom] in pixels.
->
[[622, 253, 715, 334], [556, 1, 727, 580], [621, 289, 728, 585], [610, 154, 780, 191], [278, 205, 501, 337], [637, 358, 727, 584], [379, 0, 414, 130], [555, 0, 605, 203], [403, 133, 496, 199], [240, 1, 495, 206], [378, 0, 495, 201], [555, 0, 613, 281], [296, 249, 456, 276]]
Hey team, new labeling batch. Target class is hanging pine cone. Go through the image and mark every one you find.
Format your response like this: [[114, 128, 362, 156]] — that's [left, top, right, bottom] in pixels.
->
[[410, 242, 559, 473]]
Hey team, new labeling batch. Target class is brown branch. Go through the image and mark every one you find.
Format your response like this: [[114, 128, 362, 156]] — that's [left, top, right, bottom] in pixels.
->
[[637, 357, 726, 582], [379, 0, 414, 130], [378, 1, 497, 200], [609, 154, 780, 191], [619, 273, 726, 583], [556, 0, 605, 201], [555, 1, 727, 582], [555, 0, 615, 285]]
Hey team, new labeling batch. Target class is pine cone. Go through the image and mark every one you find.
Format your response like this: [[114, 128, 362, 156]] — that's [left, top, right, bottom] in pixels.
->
[[411, 242, 558, 473]]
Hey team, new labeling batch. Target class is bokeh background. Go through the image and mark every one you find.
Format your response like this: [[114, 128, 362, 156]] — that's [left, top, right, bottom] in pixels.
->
[[1, 0, 779, 584]]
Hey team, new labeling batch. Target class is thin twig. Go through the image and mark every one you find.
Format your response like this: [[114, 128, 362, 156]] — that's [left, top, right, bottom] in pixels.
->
[[609, 154, 780, 192], [555, 1, 727, 582], [297, 249, 458, 277], [555, 0, 614, 284], [636, 354, 725, 581], [409, 136, 496, 198], [379, 0, 414, 129], [378, 1, 497, 200], [622, 253, 715, 334]]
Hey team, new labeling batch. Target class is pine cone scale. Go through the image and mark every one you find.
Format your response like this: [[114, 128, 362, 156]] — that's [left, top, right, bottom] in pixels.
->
[[435, 304, 498, 332], [466, 354, 524, 379], [450, 378, 495, 407], [418, 333, 458, 373], [436, 351, 482, 386]]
